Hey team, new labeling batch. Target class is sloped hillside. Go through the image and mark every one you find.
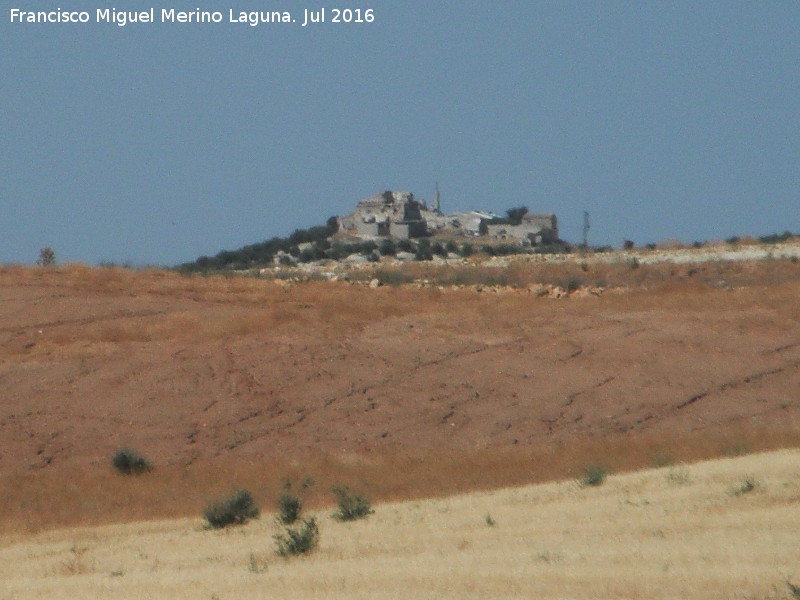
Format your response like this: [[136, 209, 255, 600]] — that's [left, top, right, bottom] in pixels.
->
[[2, 449, 799, 599], [0, 261, 798, 531]]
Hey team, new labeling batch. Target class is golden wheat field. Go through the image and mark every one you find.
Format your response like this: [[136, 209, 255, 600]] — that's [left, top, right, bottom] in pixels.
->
[[1, 449, 799, 600], [1, 258, 799, 598]]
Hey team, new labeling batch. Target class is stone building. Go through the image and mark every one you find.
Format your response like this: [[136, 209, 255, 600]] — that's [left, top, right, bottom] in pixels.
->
[[484, 213, 559, 245], [337, 191, 429, 239], [337, 190, 559, 245]]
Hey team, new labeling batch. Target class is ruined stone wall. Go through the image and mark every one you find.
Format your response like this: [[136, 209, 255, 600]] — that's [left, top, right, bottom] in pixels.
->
[[338, 191, 557, 243]]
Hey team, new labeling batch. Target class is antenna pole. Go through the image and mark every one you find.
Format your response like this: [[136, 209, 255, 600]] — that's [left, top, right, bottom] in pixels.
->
[[582, 211, 590, 248]]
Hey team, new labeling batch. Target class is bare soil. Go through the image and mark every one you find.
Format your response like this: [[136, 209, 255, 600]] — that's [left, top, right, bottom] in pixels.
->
[[1, 259, 799, 533]]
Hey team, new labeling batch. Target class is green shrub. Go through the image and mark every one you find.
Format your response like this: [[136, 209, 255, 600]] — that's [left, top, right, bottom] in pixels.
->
[[732, 477, 756, 496], [786, 578, 800, 599], [415, 248, 433, 261], [111, 447, 152, 475], [278, 493, 302, 525], [332, 486, 373, 521], [360, 241, 378, 256], [566, 278, 583, 292], [204, 489, 260, 529], [275, 518, 319, 557], [37, 247, 56, 267], [379, 238, 396, 256], [580, 465, 607, 487]]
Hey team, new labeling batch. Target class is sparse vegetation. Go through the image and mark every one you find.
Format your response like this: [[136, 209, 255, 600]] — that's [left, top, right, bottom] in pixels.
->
[[372, 268, 415, 286], [379, 238, 396, 256], [580, 465, 608, 487], [650, 453, 673, 468], [278, 493, 302, 525], [274, 518, 319, 557], [485, 513, 496, 526], [729, 442, 751, 457], [177, 217, 338, 272], [566, 278, 583, 292], [666, 467, 691, 486], [786, 577, 800, 599], [247, 552, 268, 574], [37, 247, 56, 267], [60, 545, 90, 575], [732, 477, 756, 496], [332, 486, 373, 521], [759, 230, 796, 244], [111, 447, 152, 475], [5, 448, 800, 597], [204, 490, 260, 529]]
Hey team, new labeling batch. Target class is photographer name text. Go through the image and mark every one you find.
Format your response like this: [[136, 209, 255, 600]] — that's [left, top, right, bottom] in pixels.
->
[[9, 7, 375, 27]]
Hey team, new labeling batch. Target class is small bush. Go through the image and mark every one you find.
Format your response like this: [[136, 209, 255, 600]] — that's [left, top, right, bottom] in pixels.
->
[[378, 238, 396, 256], [666, 467, 691, 486], [485, 513, 496, 526], [566, 278, 583, 292], [204, 489, 260, 529], [332, 486, 373, 521], [360, 241, 378, 256], [37, 247, 56, 267], [275, 518, 319, 557], [299, 248, 314, 263], [111, 447, 152, 475], [415, 248, 433, 261], [580, 465, 607, 487], [278, 493, 302, 525], [247, 552, 268, 574], [732, 477, 756, 496]]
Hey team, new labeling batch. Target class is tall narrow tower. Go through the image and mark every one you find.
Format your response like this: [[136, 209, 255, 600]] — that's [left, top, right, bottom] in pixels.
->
[[434, 182, 441, 212], [582, 211, 590, 248]]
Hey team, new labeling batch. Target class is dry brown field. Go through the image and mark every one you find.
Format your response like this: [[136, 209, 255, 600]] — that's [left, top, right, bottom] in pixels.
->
[[2, 449, 799, 599], [0, 255, 798, 539]]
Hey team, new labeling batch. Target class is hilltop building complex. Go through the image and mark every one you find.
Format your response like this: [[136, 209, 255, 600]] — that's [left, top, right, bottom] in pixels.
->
[[337, 190, 559, 246]]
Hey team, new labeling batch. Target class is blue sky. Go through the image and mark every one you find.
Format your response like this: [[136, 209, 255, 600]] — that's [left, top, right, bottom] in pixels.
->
[[2, 2, 798, 266]]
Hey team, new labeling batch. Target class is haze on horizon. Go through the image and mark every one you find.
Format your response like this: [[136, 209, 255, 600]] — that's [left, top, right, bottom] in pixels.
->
[[1, 2, 798, 266]]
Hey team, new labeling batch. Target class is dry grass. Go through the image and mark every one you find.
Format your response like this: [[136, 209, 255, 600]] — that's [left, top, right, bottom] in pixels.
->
[[1, 448, 798, 599], [2, 263, 799, 535], [2, 424, 797, 536]]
